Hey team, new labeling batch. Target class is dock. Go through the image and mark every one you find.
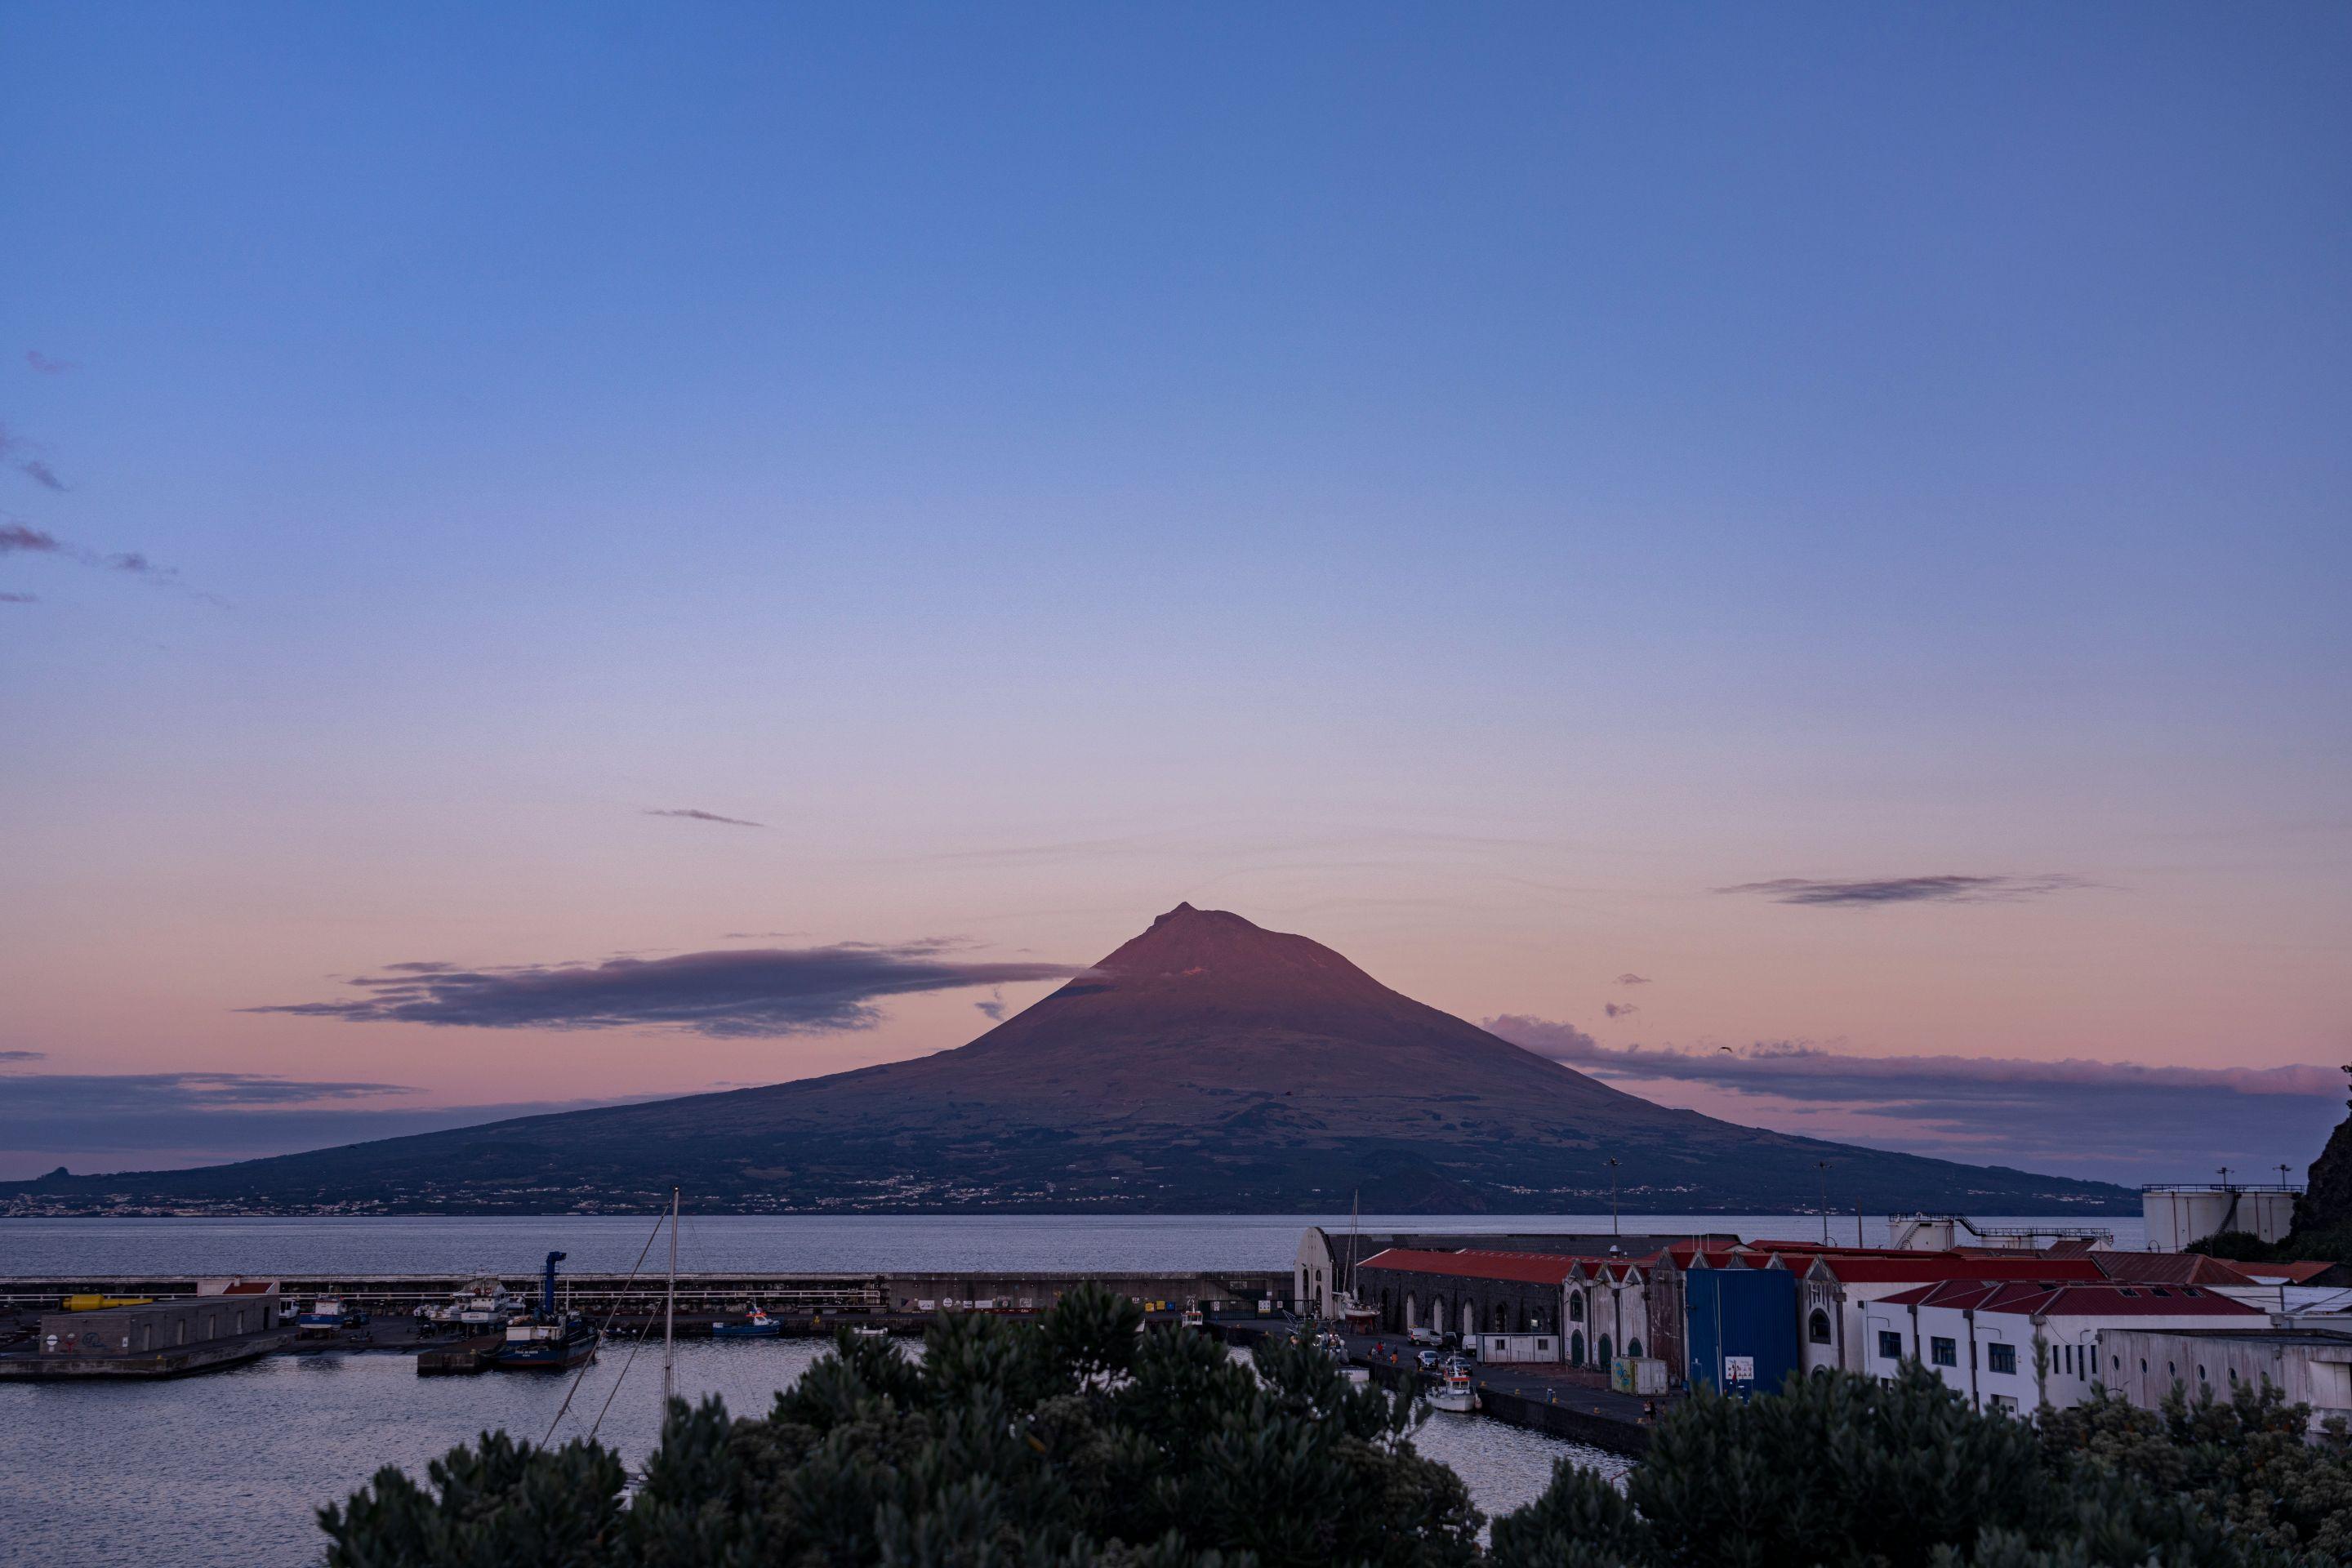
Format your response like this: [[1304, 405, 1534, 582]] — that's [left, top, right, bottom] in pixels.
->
[[0, 1268, 1291, 1321], [415, 1332, 506, 1376]]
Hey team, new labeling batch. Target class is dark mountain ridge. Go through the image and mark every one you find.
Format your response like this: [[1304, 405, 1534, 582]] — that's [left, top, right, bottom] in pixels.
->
[[5, 904, 2134, 1214]]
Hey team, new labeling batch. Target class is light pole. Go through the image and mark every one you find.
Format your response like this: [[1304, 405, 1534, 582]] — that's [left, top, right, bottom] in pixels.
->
[[1816, 1161, 1829, 1245], [1606, 1157, 1621, 1236]]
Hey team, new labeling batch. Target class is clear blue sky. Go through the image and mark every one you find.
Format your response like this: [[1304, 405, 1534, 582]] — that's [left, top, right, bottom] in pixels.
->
[[2, 4, 2346, 1183]]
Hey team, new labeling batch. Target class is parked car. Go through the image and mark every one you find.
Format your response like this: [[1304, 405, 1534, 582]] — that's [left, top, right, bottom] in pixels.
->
[[1408, 1325, 1441, 1346], [1416, 1348, 1441, 1370]]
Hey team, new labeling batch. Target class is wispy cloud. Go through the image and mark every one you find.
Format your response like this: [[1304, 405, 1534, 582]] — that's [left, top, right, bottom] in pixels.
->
[[1485, 1013, 2342, 1179], [1714, 874, 2088, 907], [974, 987, 1009, 1021], [1615, 973, 1650, 987], [645, 808, 764, 828], [0, 1050, 47, 1062], [0, 423, 67, 491], [248, 942, 1092, 1038], [24, 350, 71, 375], [1604, 1001, 1637, 1019], [0, 518, 207, 597], [0, 592, 33, 604]]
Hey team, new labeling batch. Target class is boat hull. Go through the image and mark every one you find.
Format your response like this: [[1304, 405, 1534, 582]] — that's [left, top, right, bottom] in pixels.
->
[[490, 1328, 599, 1370]]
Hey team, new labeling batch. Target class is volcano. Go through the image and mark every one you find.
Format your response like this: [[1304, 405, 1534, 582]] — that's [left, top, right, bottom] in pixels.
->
[[8, 903, 2132, 1214]]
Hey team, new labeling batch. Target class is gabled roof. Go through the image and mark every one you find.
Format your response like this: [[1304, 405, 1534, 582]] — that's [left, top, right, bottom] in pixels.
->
[[1809, 1255, 2105, 1285], [2090, 1253, 2257, 1287], [1878, 1280, 2264, 1319], [1357, 1248, 1580, 1286], [2235, 1261, 2335, 1285]]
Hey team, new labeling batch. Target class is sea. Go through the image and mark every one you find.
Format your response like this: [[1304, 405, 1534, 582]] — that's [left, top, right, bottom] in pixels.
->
[[0, 1213, 2139, 1565]]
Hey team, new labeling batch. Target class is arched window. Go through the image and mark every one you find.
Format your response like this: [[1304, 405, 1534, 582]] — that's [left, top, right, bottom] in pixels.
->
[[1598, 1334, 1614, 1365], [1628, 1338, 1643, 1359], [1490, 1302, 1508, 1332], [1807, 1309, 1833, 1345], [1570, 1330, 1585, 1366], [1462, 1301, 1477, 1339], [1570, 1294, 1584, 1322], [1405, 1294, 1417, 1330]]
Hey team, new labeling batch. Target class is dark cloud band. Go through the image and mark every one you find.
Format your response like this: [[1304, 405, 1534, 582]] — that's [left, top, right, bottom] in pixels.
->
[[1714, 874, 2088, 906], [1486, 1013, 2341, 1179], [645, 808, 764, 828], [248, 942, 1090, 1037]]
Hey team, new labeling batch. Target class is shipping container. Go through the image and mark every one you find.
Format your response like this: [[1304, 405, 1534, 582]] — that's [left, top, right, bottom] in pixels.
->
[[1610, 1356, 1670, 1396], [1683, 1267, 1798, 1398]]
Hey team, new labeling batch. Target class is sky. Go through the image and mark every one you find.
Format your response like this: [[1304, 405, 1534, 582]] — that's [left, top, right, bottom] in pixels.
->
[[2, 4, 2347, 1187]]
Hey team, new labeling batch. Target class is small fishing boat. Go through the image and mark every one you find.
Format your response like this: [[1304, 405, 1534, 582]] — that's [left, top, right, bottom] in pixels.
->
[[297, 1298, 366, 1333], [490, 1252, 598, 1371], [1179, 1302, 1205, 1330], [712, 1305, 782, 1339], [850, 1325, 892, 1341], [1425, 1360, 1478, 1414], [419, 1278, 526, 1327]]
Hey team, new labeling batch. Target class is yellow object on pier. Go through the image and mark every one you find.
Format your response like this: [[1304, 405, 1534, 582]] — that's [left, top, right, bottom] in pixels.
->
[[63, 1294, 154, 1312]]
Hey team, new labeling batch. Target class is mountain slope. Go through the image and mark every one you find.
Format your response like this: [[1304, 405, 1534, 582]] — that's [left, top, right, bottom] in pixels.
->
[[6, 904, 2133, 1214]]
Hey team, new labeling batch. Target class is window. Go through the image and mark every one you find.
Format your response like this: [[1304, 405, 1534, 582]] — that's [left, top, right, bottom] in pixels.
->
[[1987, 1343, 2016, 1375], [1879, 1330, 1904, 1361], [1808, 1309, 1833, 1345], [1628, 1338, 1643, 1358], [1570, 1331, 1584, 1366], [1931, 1336, 1958, 1368], [1570, 1294, 1584, 1322], [1989, 1394, 2018, 1414]]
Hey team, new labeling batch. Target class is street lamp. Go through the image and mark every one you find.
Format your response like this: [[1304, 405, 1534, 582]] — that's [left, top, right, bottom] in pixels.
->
[[1816, 1161, 1830, 1245]]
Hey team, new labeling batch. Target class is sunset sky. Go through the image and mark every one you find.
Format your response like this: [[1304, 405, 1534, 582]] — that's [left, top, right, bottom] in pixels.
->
[[2, 5, 2347, 1187]]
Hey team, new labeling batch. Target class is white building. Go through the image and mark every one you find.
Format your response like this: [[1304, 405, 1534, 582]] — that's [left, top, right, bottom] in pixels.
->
[[1873, 1280, 2262, 1414], [2098, 1327, 2352, 1432], [1796, 1254, 2108, 1376], [1564, 1258, 1651, 1370]]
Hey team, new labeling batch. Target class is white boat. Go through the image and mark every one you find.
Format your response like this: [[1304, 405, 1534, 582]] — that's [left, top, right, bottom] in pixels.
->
[[421, 1277, 526, 1326], [850, 1325, 892, 1341], [1426, 1361, 1478, 1414]]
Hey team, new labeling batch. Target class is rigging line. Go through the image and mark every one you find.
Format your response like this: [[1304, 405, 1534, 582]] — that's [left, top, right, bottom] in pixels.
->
[[541, 1208, 669, 1446], [585, 1306, 665, 1446]]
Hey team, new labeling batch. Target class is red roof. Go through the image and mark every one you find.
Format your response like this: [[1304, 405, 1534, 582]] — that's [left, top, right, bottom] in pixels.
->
[[1878, 1280, 2263, 1319], [1811, 1255, 2105, 1285], [220, 1281, 278, 1294], [2090, 1253, 2257, 1287], [2234, 1261, 2334, 1284], [1357, 1248, 1580, 1285]]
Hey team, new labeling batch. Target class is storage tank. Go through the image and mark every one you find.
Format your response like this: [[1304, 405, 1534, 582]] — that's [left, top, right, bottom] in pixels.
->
[[2142, 1186, 2298, 1250], [1682, 1267, 1798, 1400]]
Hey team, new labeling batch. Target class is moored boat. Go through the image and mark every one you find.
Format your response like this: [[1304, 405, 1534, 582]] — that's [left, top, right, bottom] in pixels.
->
[[712, 1305, 781, 1339], [489, 1251, 598, 1371], [1426, 1359, 1478, 1414], [297, 1298, 366, 1334]]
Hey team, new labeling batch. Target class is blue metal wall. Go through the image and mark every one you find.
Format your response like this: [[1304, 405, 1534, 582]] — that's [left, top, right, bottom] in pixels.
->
[[1683, 1268, 1798, 1398]]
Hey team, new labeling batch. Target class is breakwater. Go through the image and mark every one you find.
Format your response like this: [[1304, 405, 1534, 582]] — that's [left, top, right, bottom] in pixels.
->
[[0, 1268, 1293, 1319]]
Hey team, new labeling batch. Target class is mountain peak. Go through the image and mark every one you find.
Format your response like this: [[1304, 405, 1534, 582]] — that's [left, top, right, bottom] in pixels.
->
[[1095, 902, 1363, 985]]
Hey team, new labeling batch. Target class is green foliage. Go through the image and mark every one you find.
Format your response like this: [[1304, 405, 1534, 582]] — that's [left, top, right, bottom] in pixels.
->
[[2185, 1231, 2274, 1263], [321, 1284, 1477, 1568], [1491, 1365, 2352, 1568]]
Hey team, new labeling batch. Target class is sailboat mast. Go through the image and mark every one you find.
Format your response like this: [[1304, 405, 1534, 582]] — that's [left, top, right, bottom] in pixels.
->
[[662, 1185, 678, 1407]]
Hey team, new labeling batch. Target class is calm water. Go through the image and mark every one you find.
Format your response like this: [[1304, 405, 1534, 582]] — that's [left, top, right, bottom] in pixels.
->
[[0, 1210, 2144, 1276], [0, 1213, 2128, 1565]]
